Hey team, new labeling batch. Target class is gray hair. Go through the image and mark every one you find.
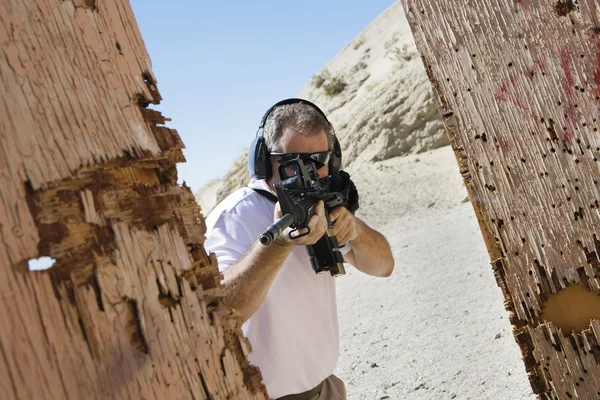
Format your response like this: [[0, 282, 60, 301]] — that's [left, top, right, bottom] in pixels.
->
[[263, 103, 335, 152]]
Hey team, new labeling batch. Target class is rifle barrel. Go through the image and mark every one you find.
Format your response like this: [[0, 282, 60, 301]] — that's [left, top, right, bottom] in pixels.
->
[[260, 213, 295, 245]]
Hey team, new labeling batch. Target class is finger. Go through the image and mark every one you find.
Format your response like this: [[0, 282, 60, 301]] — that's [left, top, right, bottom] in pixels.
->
[[328, 206, 341, 223], [274, 202, 283, 219], [336, 226, 350, 245], [330, 219, 343, 237], [313, 213, 327, 239], [331, 210, 350, 236], [315, 200, 325, 219]]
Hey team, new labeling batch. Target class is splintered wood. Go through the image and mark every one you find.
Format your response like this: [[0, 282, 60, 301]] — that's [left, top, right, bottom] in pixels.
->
[[0, 1, 267, 399], [403, 1, 600, 399]]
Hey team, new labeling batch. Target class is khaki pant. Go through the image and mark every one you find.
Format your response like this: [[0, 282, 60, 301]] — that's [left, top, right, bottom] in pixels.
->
[[316, 374, 346, 400], [274, 374, 347, 400]]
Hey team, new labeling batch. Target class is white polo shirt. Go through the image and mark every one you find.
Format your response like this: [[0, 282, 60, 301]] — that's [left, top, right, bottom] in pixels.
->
[[205, 178, 349, 398]]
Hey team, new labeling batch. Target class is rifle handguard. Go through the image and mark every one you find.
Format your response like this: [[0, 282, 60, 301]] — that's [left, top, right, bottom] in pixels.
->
[[260, 213, 295, 245]]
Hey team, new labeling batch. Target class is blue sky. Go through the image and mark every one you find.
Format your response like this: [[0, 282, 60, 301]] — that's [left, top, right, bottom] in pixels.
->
[[130, 1, 395, 193]]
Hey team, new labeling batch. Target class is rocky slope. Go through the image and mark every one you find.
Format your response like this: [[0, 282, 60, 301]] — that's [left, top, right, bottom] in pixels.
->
[[197, 2, 448, 213]]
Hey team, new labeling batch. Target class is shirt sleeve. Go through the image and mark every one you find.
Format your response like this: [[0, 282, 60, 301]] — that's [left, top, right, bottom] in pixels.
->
[[205, 211, 255, 272]]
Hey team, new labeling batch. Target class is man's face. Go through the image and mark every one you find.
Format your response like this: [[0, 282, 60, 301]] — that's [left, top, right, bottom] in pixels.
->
[[267, 127, 330, 190]]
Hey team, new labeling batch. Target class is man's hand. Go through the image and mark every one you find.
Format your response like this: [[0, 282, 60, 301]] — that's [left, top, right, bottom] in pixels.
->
[[273, 200, 328, 246], [328, 205, 360, 245]]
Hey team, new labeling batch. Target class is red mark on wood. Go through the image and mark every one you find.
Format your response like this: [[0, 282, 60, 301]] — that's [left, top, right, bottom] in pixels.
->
[[586, 29, 600, 99], [527, 61, 546, 78], [494, 61, 545, 108], [498, 136, 512, 149], [560, 48, 575, 99], [564, 109, 575, 144], [558, 48, 577, 144]]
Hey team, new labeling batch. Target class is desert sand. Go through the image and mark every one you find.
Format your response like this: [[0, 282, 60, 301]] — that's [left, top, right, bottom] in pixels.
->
[[335, 146, 536, 400]]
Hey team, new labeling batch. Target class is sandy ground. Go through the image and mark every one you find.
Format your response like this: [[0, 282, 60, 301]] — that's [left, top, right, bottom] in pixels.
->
[[335, 146, 536, 400]]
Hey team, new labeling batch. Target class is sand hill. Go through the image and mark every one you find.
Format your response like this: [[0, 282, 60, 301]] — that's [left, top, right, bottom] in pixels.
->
[[196, 2, 448, 214]]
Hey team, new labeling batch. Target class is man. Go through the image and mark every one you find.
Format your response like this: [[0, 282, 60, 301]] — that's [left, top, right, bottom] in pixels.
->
[[205, 99, 394, 400]]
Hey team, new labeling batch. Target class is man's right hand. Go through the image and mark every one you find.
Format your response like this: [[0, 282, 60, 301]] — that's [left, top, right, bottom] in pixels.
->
[[273, 200, 327, 246]]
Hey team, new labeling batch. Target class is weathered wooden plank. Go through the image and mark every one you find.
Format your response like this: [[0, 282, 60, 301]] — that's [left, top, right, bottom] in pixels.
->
[[0, 1, 267, 398], [404, 1, 600, 398]]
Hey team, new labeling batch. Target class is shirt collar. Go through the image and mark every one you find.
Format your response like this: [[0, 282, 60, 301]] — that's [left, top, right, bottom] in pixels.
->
[[248, 177, 272, 192]]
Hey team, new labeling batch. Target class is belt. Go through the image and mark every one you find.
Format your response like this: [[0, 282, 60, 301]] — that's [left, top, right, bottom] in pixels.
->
[[276, 381, 324, 400]]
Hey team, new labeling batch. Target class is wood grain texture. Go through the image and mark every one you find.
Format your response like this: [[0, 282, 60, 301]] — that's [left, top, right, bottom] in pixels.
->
[[0, 1, 267, 398], [403, 1, 600, 398]]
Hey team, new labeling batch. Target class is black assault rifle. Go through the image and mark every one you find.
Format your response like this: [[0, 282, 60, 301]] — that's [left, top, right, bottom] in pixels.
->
[[259, 156, 359, 277]]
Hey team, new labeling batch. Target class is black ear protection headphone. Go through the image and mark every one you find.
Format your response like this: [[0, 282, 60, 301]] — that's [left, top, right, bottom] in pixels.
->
[[248, 98, 342, 180]]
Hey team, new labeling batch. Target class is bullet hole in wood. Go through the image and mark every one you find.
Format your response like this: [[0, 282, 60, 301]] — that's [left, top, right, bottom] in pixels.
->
[[485, 184, 496, 192], [475, 133, 488, 142], [508, 62, 513, 67], [116, 42, 122, 54]]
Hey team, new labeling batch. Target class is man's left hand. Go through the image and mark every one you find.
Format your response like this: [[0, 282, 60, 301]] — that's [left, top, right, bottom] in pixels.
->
[[328, 206, 360, 245]]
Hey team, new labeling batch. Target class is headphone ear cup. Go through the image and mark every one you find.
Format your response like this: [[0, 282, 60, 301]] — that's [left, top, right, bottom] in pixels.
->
[[248, 136, 272, 179], [330, 136, 342, 174]]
